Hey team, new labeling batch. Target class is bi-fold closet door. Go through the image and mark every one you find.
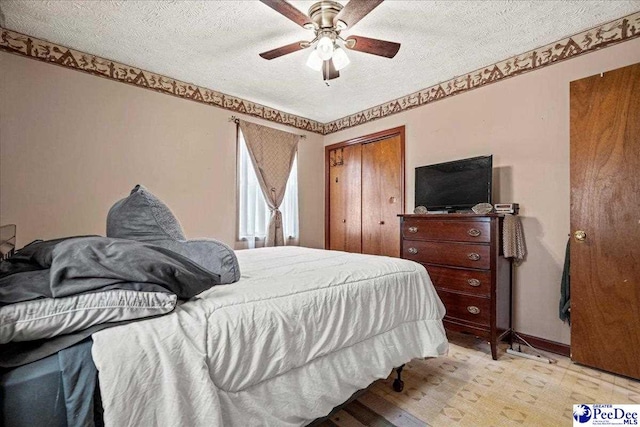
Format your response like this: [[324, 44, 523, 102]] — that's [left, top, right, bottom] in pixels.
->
[[326, 127, 404, 257], [328, 143, 362, 253]]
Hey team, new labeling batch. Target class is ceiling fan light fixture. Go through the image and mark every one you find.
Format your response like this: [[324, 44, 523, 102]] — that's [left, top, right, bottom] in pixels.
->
[[332, 46, 350, 71], [306, 49, 324, 71], [258, 0, 399, 81], [316, 35, 334, 61]]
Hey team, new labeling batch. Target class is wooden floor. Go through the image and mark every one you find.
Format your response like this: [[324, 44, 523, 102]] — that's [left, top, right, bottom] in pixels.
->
[[314, 332, 640, 427]]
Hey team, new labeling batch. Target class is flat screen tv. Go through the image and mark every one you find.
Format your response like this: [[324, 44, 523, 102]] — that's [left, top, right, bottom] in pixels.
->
[[415, 155, 492, 211]]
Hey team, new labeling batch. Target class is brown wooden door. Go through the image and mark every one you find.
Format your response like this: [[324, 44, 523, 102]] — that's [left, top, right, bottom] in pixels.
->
[[328, 144, 362, 252], [570, 62, 640, 379], [362, 135, 403, 257]]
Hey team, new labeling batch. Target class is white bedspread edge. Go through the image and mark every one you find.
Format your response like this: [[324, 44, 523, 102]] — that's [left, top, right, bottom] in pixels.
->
[[209, 318, 445, 427]]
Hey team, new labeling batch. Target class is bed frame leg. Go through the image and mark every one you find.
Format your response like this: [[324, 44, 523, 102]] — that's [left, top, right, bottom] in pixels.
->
[[392, 364, 404, 392]]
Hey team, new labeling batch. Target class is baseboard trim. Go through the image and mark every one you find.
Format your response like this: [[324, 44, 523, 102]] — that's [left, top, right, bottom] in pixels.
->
[[511, 331, 571, 358]]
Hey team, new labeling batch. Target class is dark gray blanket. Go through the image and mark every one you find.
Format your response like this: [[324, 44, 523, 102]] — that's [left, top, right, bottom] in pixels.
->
[[0, 236, 221, 306], [0, 236, 222, 367]]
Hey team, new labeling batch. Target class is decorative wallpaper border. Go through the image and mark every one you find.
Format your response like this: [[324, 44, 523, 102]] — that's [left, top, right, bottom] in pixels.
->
[[0, 28, 325, 135], [323, 11, 640, 134], [1, 10, 639, 136]]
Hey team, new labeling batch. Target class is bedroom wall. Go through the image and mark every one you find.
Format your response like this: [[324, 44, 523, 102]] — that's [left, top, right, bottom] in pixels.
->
[[0, 52, 325, 250], [323, 37, 640, 345], [2, 37, 639, 345]]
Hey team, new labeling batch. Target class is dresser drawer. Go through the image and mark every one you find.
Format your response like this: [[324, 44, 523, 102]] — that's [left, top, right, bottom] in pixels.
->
[[402, 241, 490, 269], [426, 265, 491, 296], [402, 219, 490, 243], [438, 290, 490, 327]]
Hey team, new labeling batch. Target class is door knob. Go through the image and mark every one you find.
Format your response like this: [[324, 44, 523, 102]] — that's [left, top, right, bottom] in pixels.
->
[[342, 219, 346, 223], [574, 230, 587, 241]]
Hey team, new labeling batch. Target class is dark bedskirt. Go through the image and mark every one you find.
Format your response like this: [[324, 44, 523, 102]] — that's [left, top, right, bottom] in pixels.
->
[[0, 338, 102, 427]]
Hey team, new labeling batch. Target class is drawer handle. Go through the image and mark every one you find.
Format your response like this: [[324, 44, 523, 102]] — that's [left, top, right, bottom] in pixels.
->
[[467, 278, 481, 287], [408, 226, 418, 233], [467, 306, 480, 315], [467, 228, 481, 237], [408, 247, 418, 254], [467, 253, 481, 261]]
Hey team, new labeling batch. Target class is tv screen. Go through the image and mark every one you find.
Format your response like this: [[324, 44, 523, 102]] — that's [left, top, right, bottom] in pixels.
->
[[415, 155, 492, 211]]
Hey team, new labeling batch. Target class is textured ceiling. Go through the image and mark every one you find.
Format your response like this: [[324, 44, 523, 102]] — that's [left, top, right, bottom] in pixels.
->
[[1, 1, 639, 122]]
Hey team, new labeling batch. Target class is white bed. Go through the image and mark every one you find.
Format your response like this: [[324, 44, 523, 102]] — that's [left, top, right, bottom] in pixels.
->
[[91, 246, 448, 426]]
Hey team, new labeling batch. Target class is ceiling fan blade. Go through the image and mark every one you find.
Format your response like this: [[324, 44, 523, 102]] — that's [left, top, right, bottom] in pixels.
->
[[259, 41, 308, 60], [259, 0, 312, 28], [334, 0, 384, 29], [345, 35, 400, 58], [323, 60, 340, 81]]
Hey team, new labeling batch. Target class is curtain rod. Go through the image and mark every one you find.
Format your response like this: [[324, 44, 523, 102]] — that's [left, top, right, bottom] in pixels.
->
[[229, 116, 306, 139]]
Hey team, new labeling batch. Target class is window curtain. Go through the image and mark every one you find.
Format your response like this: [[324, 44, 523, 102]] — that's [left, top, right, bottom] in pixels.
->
[[238, 120, 299, 247], [238, 134, 298, 247], [280, 155, 299, 241]]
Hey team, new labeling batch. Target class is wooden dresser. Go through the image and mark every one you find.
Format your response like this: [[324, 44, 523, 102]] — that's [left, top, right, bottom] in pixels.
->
[[399, 214, 511, 360]]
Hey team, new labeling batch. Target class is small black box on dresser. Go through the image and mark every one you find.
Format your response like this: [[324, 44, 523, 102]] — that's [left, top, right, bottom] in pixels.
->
[[398, 213, 512, 360]]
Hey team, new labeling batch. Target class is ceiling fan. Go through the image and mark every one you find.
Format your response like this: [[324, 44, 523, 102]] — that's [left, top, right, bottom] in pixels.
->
[[259, 0, 401, 81]]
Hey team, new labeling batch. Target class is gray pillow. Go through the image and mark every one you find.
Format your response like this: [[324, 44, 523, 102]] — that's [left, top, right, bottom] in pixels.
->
[[107, 185, 240, 284], [0, 290, 176, 344], [107, 185, 186, 242]]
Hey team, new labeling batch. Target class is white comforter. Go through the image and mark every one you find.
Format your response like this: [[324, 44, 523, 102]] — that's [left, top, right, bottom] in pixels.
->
[[92, 247, 447, 426]]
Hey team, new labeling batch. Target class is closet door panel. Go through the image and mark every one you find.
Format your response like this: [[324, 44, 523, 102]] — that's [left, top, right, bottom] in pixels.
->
[[328, 145, 362, 252], [343, 144, 362, 253], [361, 142, 380, 255], [328, 148, 346, 251], [362, 135, 403, 257], [378, 135, 403, 257]]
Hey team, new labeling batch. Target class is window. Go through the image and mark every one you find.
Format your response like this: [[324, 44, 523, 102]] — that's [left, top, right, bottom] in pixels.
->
[[237, 130, 299, 246]]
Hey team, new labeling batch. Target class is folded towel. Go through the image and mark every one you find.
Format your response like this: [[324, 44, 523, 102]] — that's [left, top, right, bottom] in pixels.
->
[[503, 214, 526, 263]]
